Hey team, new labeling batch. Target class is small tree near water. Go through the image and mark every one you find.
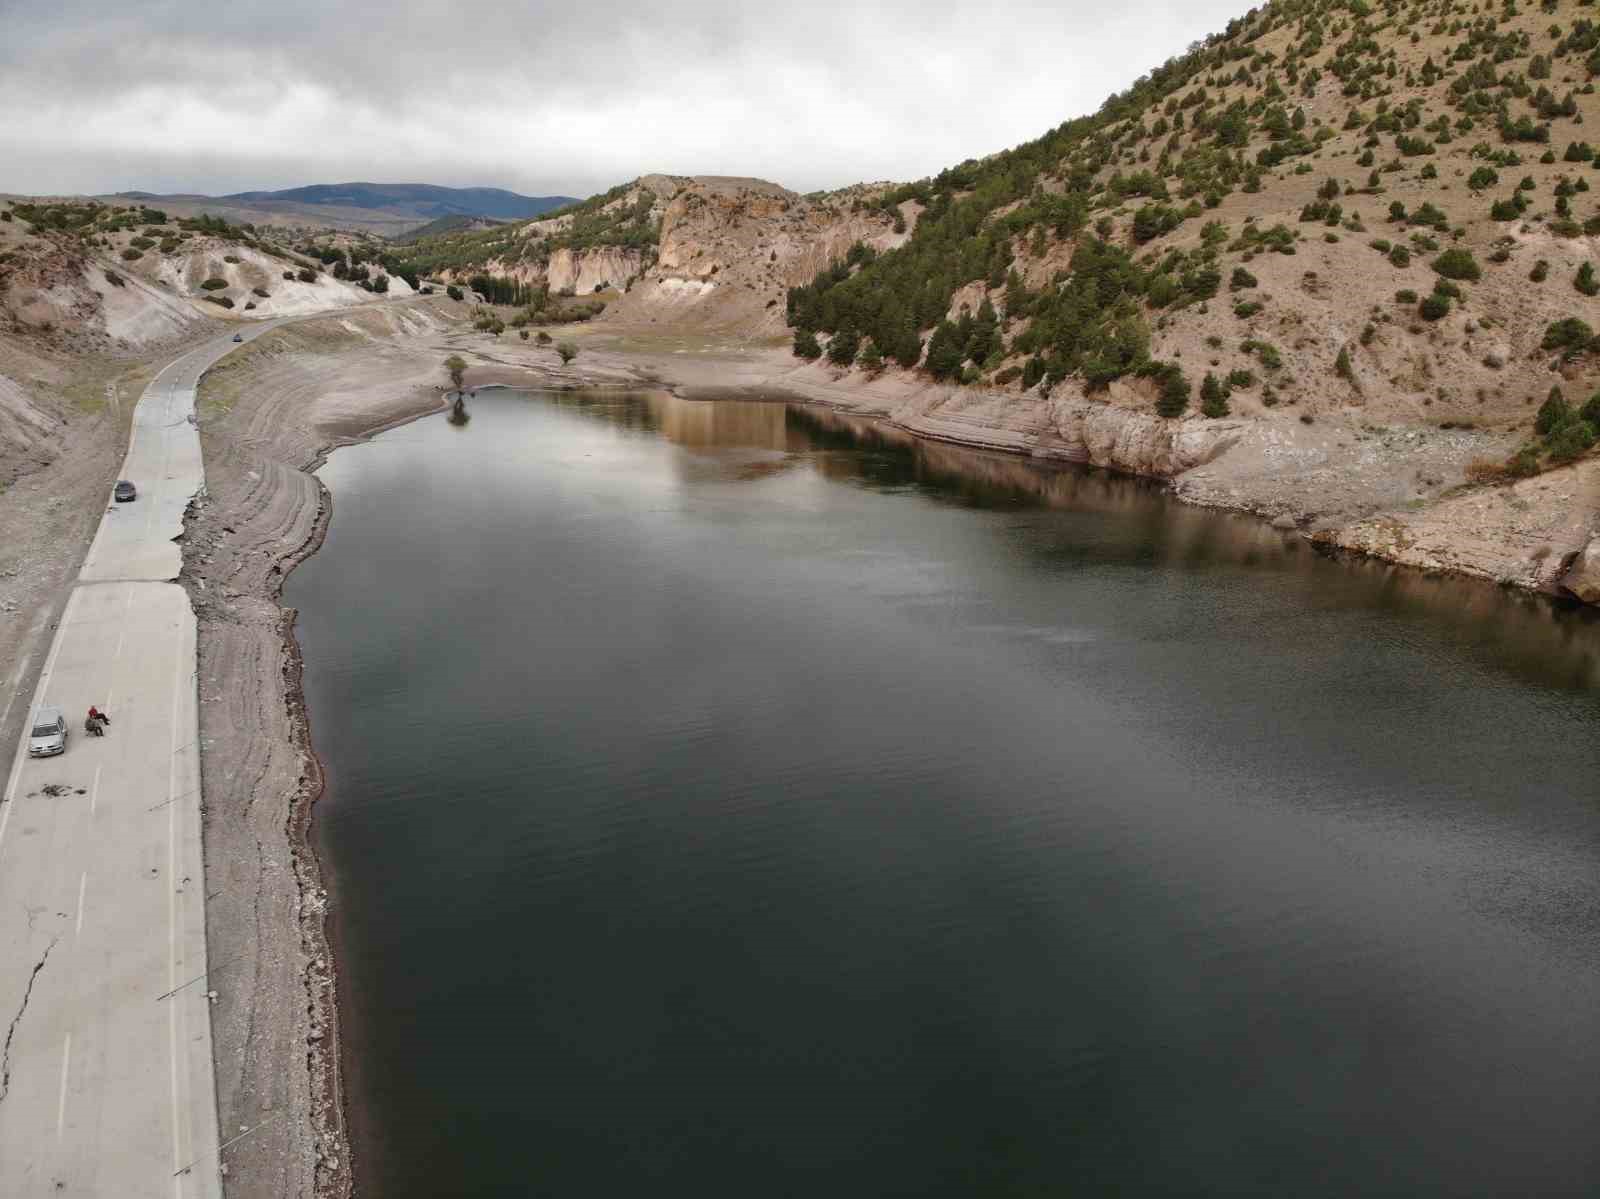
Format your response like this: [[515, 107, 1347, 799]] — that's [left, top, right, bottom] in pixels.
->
[[557, 340, 578, 365], [444, 354, 467, 391]]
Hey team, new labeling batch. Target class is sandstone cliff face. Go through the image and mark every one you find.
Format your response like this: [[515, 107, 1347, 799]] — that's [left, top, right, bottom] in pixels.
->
[[603, 176, 909, 334], [544, 246, 644, 295]]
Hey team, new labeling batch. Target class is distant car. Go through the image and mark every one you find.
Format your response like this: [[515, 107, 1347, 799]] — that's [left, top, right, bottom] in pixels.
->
[[114, 480, 137, 502], [28, 705, 67, 757], [232, 333, 243, 343]]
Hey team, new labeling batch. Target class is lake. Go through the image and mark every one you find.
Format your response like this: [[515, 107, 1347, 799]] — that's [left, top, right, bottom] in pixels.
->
[[287, 389, 1600, 1197]]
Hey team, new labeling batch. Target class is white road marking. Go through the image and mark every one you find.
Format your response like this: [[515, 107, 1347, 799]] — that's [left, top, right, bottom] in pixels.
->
[[90, 765, 101, 817], [75, 871, 87, 937], [167, 629, 185, 1195], [56, 1034, 72, 1140]]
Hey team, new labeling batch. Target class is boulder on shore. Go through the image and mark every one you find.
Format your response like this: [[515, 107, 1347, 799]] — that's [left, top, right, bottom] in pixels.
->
[[1559, 535, 1600, 604]]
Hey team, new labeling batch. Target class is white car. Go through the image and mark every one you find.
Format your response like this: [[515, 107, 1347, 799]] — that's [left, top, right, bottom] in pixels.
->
[[28, 705, 67, 757]]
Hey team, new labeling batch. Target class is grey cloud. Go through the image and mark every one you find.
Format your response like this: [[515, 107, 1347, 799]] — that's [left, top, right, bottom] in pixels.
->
[[0, 0, 1252, 198]]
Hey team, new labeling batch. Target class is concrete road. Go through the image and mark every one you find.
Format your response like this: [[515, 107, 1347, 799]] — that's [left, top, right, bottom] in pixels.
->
[[0, 584, 211, 1197], [0, 320, 283, 1197]]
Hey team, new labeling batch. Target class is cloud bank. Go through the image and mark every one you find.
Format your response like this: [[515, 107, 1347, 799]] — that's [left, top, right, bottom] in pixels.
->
[[0, 0, 1252, 199]]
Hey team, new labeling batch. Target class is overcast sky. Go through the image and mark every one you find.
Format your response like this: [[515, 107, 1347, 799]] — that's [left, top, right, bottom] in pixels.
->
[[1, 0, 1251, 201]]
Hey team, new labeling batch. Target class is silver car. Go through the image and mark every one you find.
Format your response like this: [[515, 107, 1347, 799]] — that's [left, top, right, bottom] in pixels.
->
[[28, 705, 67, 757]]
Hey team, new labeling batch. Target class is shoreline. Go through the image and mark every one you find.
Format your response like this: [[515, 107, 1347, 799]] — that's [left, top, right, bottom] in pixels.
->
[[277, 398, 449, 1198], [184, 308, 1596, 1198]]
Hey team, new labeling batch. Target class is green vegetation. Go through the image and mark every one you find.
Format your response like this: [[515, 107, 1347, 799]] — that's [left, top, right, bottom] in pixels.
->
[[1431, 249, 1480, 281], [380, 185, 660, 295], [444, 355, 467, 390], [557, 341, 578, 365], [1542, 317, 1596, 359]]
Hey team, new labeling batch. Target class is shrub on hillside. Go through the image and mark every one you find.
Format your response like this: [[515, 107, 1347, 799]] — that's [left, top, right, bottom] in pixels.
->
[[827, 328, 860, 366], [297, 268, 316, 283], [1577, 262, 1599, 296], [223, 254, 241, 264], [252, 287, 269, 298], [200, 277, 228, 290], [202, 295, 234, 309], [1389, 245, 1411, 268], [1542, 317, 1595, 358], [1199, 372, 1230, 418], [1536, 388, 1572, 435], [1419, 293, 1451, 321], [1149, 362, 1190, 418], [103, 269, 124, 287], [1546, 419, 1597, 464], [446, 284, 463, 301], [1530, 259, 1551, 282], [792, 328, 821, 360], [120, 248, 142, 261], [1230, 266, 1258, 291], [1432, 249, 1481, 281]]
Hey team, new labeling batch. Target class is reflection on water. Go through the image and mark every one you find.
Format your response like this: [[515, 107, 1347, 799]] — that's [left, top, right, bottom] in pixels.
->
[[555, 390, 1600, 691], [291, 388, 1600, 1199]]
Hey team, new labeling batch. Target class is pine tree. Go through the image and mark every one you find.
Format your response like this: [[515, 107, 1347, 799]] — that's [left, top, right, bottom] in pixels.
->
[[1155, 367, 1190, 418], [1536, 387, 1571, 435], [793, 329, 822, 360], [1200, 372, 1230, 418], [968, 297, 1000, 364], [925, 321, 965, 380]]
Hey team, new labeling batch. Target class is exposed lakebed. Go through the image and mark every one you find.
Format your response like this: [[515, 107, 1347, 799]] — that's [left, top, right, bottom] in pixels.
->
[[288, 389, 1600, 1197]]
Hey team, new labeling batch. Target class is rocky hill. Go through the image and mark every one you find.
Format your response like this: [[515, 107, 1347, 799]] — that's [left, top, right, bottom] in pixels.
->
[[0, 198, 411, 481], [599, 0, 1600, 600]]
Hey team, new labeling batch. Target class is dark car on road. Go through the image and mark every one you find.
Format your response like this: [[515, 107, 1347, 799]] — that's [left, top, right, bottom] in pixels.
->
[[114, 480, 137, 502], [232, 333, 243, 342]]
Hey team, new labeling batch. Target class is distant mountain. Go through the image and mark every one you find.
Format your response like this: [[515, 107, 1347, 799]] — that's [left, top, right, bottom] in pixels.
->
[[103, 182, 578, 236], [218, 182, 575, 221]]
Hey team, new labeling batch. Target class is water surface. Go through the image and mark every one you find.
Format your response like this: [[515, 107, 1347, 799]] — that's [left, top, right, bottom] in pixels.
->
[[289, 390, 1600, 1197]]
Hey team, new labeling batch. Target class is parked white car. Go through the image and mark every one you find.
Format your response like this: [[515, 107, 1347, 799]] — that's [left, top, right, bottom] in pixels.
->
[[28, 705, 67, 757]]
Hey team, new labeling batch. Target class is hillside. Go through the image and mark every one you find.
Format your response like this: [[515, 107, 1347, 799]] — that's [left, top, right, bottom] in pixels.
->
[[0, 197, 414, 481], [102, 183, 576, 236], [397, 0, 1600, 600]]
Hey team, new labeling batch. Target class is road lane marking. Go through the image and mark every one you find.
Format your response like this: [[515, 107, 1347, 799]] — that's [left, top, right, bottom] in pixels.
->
[[75, 872, 87, 937], [167, 624, 185, 1195], [90, 765, 101, 817], [56, 1034, 71, 1140]]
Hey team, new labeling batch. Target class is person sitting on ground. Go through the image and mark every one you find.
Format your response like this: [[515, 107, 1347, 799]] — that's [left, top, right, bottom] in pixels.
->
[[85, 712, 103, 736], [88, 705, 110, 728]]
